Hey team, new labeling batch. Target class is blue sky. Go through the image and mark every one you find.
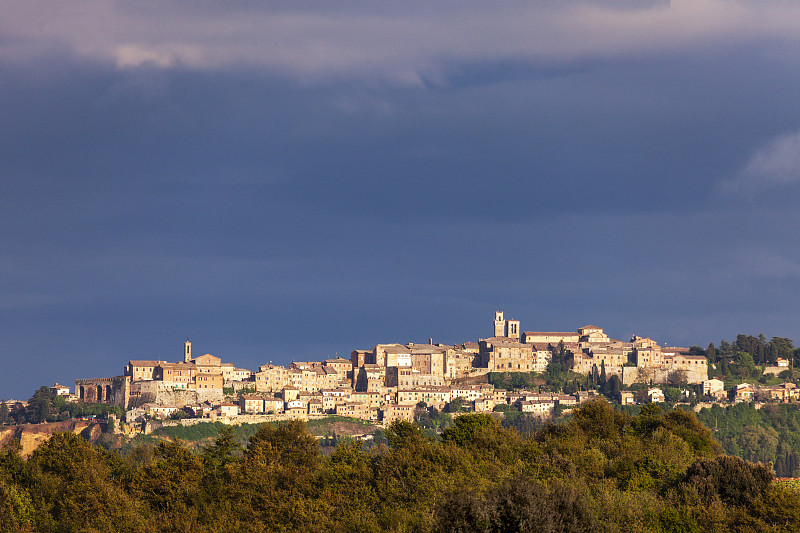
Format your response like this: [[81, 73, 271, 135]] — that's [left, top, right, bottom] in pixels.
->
[[2, 0, 799, 399]]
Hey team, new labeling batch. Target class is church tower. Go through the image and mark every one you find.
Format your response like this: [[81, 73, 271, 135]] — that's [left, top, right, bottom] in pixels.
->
[[494, 311, 505, 337], [493, 310, 520, 340], [184, 339, 192, 363]]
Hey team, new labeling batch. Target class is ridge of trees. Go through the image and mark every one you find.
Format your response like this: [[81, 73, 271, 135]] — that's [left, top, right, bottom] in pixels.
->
[[2, 399, 797, 532]]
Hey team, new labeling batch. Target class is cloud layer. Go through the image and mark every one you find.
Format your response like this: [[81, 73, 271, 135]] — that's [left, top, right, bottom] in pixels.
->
[[3, 1, 800, 83], [1, 0, 799, 399], [722, 131, 800, 194]]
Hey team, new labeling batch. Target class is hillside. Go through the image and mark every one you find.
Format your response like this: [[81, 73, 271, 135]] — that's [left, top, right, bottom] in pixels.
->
[[0, 419, 101, 457], [3, 401, 798, 532]]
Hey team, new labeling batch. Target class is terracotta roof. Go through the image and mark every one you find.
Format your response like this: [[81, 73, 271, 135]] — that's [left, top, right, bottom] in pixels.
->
[[159, 362, 195, 369], [381, 345, 412, 354], [523, 332, 578, 336]]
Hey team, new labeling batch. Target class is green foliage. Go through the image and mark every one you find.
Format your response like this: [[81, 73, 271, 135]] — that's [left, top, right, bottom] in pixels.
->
[[681, 455, 772, 506], [601, 374, 621, 398], [3, 399, 794, 532], [441, 413, 499, 446], [434, 476, 596, 533], [663, 386, 681, 402], [414, 406, 452, 431], [571, 398, 630, 441], [697, 403, 800, 476], [152, 421, 224, 441], [247, 420, 320, 467], [63, 401, 124, 420], [443, 397, 468, 413], [26, 386, 55, 424], [202, 425, 241, 468]]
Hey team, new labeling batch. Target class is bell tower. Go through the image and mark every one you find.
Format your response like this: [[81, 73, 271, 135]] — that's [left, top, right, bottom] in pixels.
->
[[184, 339, 192, 363], [494, 311, 505, 337]]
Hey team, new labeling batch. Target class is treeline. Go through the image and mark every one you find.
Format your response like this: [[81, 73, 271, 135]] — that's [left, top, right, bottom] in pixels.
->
[[3, 400, 799, 532], [697, 402, 800, 478], [691, 334, 798, 376], [0, 386, 123, 426]]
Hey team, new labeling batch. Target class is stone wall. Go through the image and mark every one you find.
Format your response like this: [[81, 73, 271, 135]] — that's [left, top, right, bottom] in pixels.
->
[[75, 376, 129, 407], [128, 380, 225, 408]]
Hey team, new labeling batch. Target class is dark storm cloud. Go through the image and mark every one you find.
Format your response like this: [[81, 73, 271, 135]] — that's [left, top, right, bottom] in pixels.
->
[[2, 0, 800, 398]]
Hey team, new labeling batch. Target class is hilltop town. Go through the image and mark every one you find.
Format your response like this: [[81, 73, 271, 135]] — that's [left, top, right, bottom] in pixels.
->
[[5, 311, 797, 428], [30, 312, 699, 422]]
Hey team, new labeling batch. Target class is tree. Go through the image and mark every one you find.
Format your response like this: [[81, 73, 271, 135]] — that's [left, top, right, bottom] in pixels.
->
[[550, 340, 572, 369], [435, 476, 596, 533], [598, 361, 606, 388], [718, 340, 733, 358], [25, 387, 54, 424], [131, 438, 203, 515], [601, 374, 620, 399], [683, 455, 772, 506], [441, 414, 499, 447], [734, 351, 757, 377], [202, 425, 241, 469], [706, 342, 717, 363], [571, 398, 630, 441], [444, 398, 467, 413], [29, 432, 146, 531], [0, 402, 9, 426], [731, 426, 779, 465], [384, 420, 429, 450], [770, 337, 794, 363], [667, 369, 688, 388], [246, 420, 319, 468], [663, 387, 681, 402]]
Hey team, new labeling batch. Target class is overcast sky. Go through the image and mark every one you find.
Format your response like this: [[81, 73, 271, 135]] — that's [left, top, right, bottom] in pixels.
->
[[2, 0, 799, 399]]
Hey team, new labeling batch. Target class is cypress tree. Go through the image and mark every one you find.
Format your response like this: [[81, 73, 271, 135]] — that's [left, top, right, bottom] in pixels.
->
[[706, 342, 717, 363], [599, 360, 607, 388]]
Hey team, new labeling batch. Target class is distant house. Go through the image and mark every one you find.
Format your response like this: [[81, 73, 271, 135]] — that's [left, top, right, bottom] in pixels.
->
[[702, 378, 726, 400], [50, 383, 70, 396], [519, 399, 555, 416], [240, 395, 264, 414], [381, 403, 414, 424], [618, 391, 635, 405], [647, 388, 665, 403], [757, 382, 799, 402], [147, 405, 178, 419], [217, 403, 239, 417], [764, 358, 791, 376], [263, 397, 284, 414], [734, 383, 754, 403], [474, 397, 494, 412], [308, 399, 324, 415]]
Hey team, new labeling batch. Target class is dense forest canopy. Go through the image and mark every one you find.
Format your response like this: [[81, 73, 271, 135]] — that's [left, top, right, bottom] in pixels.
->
[[3, 400, 799, 533]]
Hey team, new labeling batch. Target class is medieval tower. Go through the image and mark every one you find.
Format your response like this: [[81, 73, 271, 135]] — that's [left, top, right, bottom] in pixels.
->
[[493, 310, 520, 340]]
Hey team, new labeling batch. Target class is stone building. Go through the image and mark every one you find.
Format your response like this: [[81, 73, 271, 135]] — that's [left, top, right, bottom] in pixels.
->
[[125, 360, 166, 381], [478, 337, 535, 371], [493, 310, 520, 340], [254, 364, 290, 392], [75, 376, 130, 407], [522, 331, 580, 344]]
